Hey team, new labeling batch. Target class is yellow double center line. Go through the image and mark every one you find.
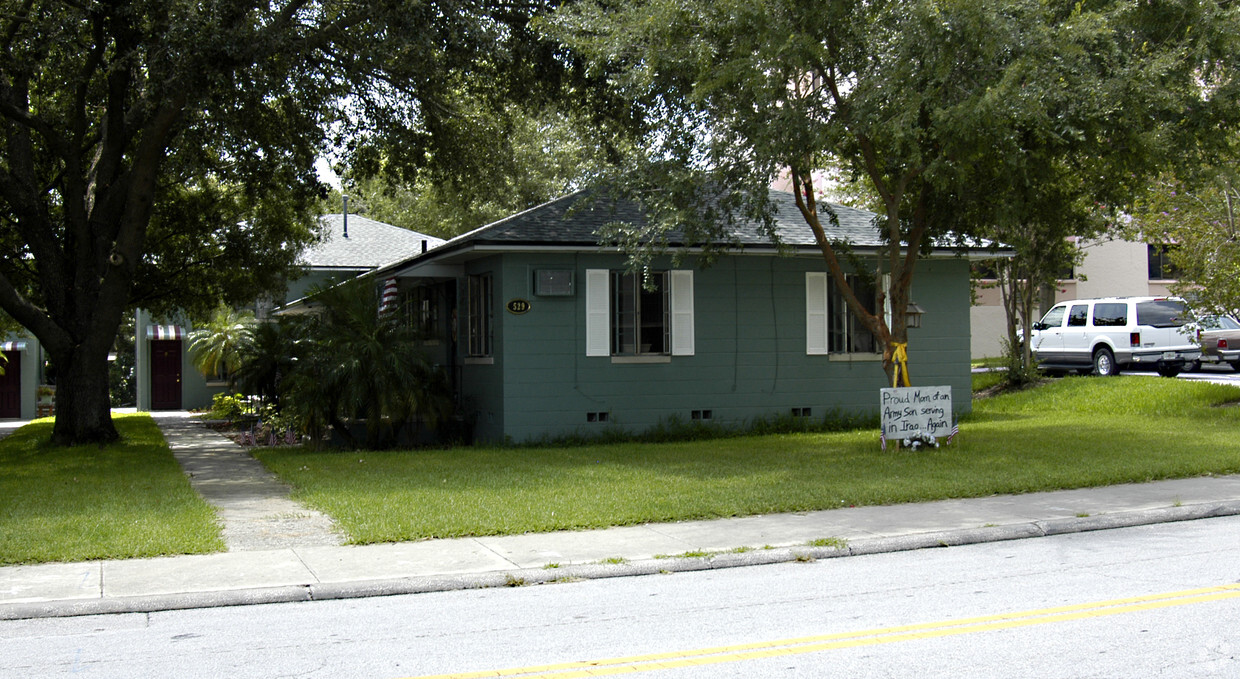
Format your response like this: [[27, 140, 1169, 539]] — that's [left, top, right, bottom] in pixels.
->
[[409, 583, 1240, 679]]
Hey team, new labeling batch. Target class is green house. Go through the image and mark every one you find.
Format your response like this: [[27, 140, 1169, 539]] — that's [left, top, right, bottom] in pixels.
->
[[371, 190, 990, 444]]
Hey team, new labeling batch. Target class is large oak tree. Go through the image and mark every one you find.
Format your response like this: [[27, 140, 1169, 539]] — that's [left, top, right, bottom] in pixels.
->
[[339, 105, 615, 239], [546, 0, 1239, 384], [0, 0, 585, 444]]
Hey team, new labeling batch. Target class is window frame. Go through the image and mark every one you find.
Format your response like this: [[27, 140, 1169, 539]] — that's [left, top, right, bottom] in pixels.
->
[[611, 270, 670, 356], [1148, 244, 1180, 281], [1091, 302, 1127, 327], [829, 273, 882, 355], [1136, 299, 1189, 328], [466, 273, 493, 358], [808, 271, 884, 356], [403, 285, 441, 340], [586, 268, 693, 359], [1039, 305, 1067, 328], [1067, 304, 1089, 327]]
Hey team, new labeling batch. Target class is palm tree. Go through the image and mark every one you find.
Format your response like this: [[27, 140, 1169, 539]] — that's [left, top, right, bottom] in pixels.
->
[[233, 319, 296, 407], [281, 279, 452, 449], [187, 306, 256, 390]]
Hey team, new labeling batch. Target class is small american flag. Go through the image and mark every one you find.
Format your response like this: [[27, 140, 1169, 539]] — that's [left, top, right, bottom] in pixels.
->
[[947, 422, 960, 444], [379, 278, 399, 317]]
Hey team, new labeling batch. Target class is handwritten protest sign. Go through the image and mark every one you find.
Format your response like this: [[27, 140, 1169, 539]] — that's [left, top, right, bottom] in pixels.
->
[[880, 386, 953, 445]]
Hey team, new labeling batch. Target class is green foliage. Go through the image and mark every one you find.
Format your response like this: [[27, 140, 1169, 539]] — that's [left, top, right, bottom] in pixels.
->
[[280, 280, 455, 449], [255, 403, 300, 441], [0, 0, 592, 444], [187, 306, 256, 387], [963, 2, 1240, 362], [0, 415, 224, 565], [233, 319, 298, 407], [109, 312, 136, 407], [806, 538, 847, 549], [971, 369, 1006, 395], [1129, 163, 1240, 315], [340, 107, 614, 239], [1000, 336, 1042, 389], [208, 393, 248, 421], [544, 0, 1240, 383]]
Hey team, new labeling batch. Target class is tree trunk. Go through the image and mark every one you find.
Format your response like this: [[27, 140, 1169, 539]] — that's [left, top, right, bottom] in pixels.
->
[[50, 345, 118, 446]]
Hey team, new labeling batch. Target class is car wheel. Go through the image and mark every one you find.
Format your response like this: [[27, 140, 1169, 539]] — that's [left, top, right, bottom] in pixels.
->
[[1231, 361, 1240, 372], [1092, 348, 1117, 377], [1156, 364, 1182, 378], [1184, 360, 1201, 373]]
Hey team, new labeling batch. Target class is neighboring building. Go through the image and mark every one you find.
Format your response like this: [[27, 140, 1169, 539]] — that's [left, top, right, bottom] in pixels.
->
[[0, 337, 41, 420], [134, 213, 444, 411], [280, 213, 446, 309], [364, 189, 995, 444], [971, 238, 1177, 358]]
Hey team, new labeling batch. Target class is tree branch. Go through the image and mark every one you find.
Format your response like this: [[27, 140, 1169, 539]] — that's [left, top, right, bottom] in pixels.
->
[[0, 269, 66, 353], [791, 166, 885, 347]]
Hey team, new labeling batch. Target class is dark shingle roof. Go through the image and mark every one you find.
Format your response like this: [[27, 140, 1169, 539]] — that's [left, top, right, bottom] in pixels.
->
[[374, 189, 999, 278], [436, 190, 883, 248], [302, 214, 445, 270]]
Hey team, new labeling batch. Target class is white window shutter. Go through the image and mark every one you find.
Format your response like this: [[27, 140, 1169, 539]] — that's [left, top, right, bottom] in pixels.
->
[[670, 270, 695, 356], [586, 269, 610, 357], [806, 272, 829, 355]]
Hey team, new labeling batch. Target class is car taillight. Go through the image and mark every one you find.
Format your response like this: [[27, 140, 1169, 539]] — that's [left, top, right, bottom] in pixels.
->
[[1130, 332, 1141, 347], [1220, 339, 1230, 350]]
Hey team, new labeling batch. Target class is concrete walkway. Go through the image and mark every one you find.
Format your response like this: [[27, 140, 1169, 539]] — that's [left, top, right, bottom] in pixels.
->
[[4, 414, 1240, 621], [151, 413, 344, 551], [0, 418, 24, 441]]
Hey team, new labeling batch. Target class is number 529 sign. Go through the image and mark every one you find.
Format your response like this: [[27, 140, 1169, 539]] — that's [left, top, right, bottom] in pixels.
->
[[506, 299, 531, 315]]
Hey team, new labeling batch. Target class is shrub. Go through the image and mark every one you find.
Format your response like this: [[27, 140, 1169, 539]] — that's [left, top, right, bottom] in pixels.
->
[[279, 280, 454, 449], [208, 392, 247, 420]]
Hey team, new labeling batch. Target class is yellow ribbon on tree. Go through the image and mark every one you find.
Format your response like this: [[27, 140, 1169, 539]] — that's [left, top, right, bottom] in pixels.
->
[[891, 342, 911, 388]]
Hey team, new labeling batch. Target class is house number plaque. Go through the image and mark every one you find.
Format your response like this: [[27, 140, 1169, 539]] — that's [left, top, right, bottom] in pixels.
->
[[506, 299, 531, 315]]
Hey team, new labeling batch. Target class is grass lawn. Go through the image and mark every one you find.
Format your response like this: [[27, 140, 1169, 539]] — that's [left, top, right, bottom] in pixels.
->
[[253, 376, 1240, 544], [0, 414, 224, 565]]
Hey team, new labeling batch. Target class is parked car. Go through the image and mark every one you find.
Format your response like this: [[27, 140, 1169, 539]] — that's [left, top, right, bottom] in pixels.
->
[[1029, 296, 1201, 377], [1187, 315, 1240, 372]]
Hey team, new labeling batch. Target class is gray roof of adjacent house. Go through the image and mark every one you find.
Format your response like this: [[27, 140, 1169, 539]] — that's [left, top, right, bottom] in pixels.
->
[[371, 189, 1005, 279], [301, 214, 445, 271]]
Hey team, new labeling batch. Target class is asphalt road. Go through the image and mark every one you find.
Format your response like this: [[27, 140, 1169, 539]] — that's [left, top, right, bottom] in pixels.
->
[[1162, 361, 1240, 384], [1114, 365, 1240, 387], [1036, 361, 1240, 384], [3, 515, 1239, 678]]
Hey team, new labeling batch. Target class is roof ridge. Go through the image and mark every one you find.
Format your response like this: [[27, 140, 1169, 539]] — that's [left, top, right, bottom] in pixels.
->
[[434, 189, 590, 248], [317, 213, 445, 242]]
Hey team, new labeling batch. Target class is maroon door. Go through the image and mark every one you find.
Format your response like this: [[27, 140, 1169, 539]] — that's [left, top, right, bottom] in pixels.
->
[[150, 340, 183, 410], [0, 350, 20, 418]]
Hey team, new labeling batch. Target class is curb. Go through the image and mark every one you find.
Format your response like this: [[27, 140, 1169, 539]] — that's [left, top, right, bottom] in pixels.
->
[[6, 501, 1240, 622]]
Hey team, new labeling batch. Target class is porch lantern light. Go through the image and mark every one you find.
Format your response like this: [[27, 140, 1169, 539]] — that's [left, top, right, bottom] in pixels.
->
[[906, 302, 926, 329]]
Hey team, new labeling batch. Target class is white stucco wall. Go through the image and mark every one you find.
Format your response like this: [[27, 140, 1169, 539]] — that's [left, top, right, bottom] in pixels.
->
[[1074, 239, 1152, 298]]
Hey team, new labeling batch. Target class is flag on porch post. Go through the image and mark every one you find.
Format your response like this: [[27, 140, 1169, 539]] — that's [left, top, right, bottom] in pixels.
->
[[379, 278, 399, 317]]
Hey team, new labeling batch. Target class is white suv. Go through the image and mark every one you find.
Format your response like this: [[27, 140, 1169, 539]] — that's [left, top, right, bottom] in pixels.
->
[[1030, 297, 1201, 377]]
